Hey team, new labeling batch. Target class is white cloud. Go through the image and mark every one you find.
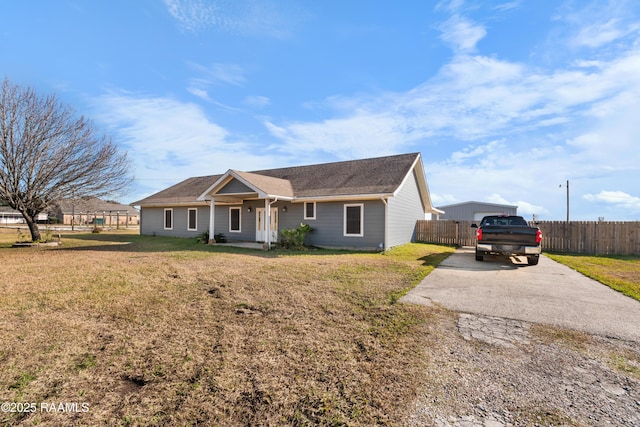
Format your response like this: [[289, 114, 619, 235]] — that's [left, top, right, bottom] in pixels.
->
[[438, 15, 487, 53], [186, 87, 210, 101], [486, 193, 512, 205], [265, 2, 640, 198], [435, 0, 466, 14], [573, 19, 629, 48], [264, 112, 417, 160], [187, 62, 246, 87], [450, 140, 505, 164], [584, 191, 640, 209], [558, 0, 640, 49], [92, 90, 286, 202], [430, 193, 459, 206], [142, 1, 640, 220], [186, 61, 246, 103], [163, 0, 295, 38], [492, 2, 521, 13], [486, 194, 548, 217]]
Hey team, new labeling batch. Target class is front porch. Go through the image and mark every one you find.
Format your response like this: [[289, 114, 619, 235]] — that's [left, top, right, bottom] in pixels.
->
[[199, 169, 296, 250]]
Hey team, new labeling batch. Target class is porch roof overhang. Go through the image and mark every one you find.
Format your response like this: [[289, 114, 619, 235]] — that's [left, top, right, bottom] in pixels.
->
[[197, 169, 295, 202]]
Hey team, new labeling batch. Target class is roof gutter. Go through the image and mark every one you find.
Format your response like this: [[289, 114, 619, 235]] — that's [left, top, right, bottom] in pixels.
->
[[292, 193, 394, 203]]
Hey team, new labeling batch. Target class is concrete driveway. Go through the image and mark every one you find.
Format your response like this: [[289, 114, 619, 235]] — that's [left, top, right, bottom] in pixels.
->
[[401, 247, 640, 343]]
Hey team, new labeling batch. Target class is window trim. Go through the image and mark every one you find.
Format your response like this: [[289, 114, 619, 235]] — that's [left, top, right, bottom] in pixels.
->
[[229, 207, 241, 233], [343, 203, 364, 237], [163, 208, 173, 230], [304, 202, 316, 220], [187, 208, 197, 231]]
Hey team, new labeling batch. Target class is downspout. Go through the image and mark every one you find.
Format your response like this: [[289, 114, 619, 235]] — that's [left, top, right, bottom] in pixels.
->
[[381, 196, 389, 251], [264, 197, 279, 250], [208, 198, 215, 243]]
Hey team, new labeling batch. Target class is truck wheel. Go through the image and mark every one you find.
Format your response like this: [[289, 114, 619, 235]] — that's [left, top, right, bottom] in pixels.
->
[[527, 255, 539, 265], [475, 250, 484, 261]]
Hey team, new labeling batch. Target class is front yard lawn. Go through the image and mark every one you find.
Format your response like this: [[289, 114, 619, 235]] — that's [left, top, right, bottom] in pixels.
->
[[0, 229, 453, 426]]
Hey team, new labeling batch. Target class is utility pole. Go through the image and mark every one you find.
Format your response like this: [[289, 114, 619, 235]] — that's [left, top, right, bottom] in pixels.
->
[[565, 180, 569, 223], [559, 180, 569, 222], [560, 180, 570, 251]]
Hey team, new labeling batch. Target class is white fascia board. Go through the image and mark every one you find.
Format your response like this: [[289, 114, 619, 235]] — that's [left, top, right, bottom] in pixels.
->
[[138, 201, 209, 208], [197, 170, 235, 201], [198, 170, 295, 201], [291, 193, 392, 203], [395, 153, 441, 214], [197, 170, 269, 200]]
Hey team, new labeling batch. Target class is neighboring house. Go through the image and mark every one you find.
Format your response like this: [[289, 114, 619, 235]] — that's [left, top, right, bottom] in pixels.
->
[[51, 197, 140, 226], [0, 206, 48, 224], [435, 201, 517, 222], [0, 206, 26, 224], [132, 153, 443, 250]]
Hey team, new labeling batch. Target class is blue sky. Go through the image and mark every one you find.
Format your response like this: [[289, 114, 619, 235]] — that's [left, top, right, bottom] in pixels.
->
[[2, 0, 640, 220]]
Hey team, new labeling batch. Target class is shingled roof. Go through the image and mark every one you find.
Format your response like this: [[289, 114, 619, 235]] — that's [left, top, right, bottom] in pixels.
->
[[55, 197, 139, 216], [133, 153, 424, 206], [133, 174, 222, 206]]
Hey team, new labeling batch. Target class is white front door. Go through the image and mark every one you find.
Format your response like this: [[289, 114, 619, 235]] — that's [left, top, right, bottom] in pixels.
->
[[256, 207, 278, 242]]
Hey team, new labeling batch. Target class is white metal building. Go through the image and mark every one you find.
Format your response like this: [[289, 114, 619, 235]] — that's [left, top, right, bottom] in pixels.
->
[[435, 201, 518, 222]]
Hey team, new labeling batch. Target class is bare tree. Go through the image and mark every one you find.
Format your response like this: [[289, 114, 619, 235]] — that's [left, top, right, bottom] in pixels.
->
[[0, 78, 132, 241]]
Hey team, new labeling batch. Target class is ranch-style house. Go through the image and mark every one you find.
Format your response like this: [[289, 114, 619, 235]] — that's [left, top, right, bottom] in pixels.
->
[[132, 152, 443, 250]]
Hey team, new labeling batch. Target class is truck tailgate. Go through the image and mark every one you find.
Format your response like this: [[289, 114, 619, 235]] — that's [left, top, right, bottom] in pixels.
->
[[480, 227, 539, 245]]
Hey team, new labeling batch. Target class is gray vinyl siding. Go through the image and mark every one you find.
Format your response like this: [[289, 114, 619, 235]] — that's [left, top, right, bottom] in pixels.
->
[[141, 200, 385, 249], [387, 170, 425, 248], [142, 203, 293, 242], [215, 205, 252, 241], [140, 206, 209, 238], [212, 201, 382, 248], [218, 179, 253, 194], [301, 200, 385, 249]]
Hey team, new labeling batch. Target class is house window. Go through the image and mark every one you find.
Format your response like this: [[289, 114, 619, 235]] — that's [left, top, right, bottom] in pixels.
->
[[164, 208, 173, 230], [188, 208, 197, 231], [344, 204, 363, 237], [304, 202, 316, 220], [229, 207, 241, 232]]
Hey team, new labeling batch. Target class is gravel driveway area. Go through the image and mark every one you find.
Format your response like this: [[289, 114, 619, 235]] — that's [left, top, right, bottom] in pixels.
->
[[401, 248, 640, 426]]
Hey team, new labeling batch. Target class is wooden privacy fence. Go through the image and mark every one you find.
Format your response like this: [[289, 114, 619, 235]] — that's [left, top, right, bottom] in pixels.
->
[[533, 221, 640, 255], [415, 220, 476, 247], [415, 220, 640, 256]]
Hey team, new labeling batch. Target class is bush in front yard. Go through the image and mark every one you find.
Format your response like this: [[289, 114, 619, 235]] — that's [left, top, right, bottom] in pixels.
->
[[279, 223, 313, 250]]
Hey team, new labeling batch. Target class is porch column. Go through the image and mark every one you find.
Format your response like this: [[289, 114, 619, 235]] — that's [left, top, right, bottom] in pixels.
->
[[264, 198, 271, 249], [208, 198, 216, 243]]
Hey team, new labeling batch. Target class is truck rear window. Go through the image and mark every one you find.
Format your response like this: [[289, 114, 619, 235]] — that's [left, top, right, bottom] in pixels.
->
[[481, 216, 528, 226]]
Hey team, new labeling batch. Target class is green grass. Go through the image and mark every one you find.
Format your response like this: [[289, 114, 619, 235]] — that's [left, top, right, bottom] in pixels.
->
[[546, 253, 640, 302]]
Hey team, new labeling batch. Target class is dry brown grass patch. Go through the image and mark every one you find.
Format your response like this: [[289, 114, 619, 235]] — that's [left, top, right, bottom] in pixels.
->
[[0, 231, 453, 426]]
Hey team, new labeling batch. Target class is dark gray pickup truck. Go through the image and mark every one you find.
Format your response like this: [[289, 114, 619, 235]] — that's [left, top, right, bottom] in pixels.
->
[[471, 215, 542, 265]]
